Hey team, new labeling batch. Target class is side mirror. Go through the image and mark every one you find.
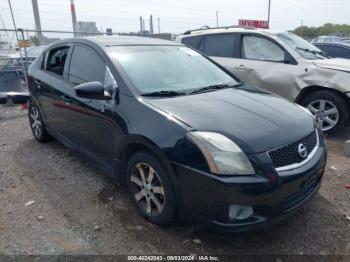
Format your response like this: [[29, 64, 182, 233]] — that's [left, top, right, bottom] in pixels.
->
[[75, 81, 111, 100]]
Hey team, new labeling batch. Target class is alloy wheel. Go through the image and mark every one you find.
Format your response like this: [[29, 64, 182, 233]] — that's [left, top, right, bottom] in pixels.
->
[[307, 99, 339, 131], [129, 162, 165, 216], [29, 106, 42, 138]]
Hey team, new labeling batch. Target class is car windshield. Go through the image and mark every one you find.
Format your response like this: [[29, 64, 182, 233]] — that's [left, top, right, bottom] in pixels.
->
[[108, 45, 237, 95], [276, 32, 328, 60]]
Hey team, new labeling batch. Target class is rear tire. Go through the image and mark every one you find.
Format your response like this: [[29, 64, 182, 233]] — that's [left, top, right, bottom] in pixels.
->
[[300, 90, 349, 133], [28, 102, 52, 142], [126, 151, 176, 226]]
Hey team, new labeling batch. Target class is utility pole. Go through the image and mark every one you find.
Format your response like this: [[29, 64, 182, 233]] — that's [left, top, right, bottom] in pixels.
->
[[139, 16, 143, 33], [70, 0, 78, 37], [150, 15, 154, 34], [158, 17, 160, 34], [216, 11, 219, 28], [267, 0, 271, 28], [31, 0, 43, 39], [7, 0, 28, 86]]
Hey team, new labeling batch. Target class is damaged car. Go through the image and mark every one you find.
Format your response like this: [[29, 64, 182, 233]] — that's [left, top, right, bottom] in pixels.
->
[[177, 27, 350, 133], [27, 36, 326, 231]]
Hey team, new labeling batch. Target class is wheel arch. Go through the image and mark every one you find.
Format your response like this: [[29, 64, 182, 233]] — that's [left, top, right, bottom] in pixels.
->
[[28, 96, 47, 122], [115, 135, 183, 207], [295, 85, 350, 106]]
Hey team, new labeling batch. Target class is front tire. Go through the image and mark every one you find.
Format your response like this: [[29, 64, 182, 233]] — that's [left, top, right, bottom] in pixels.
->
[[28, 102, 52, 142], [301, 90, 349, 133], [126, 151, 176, 226]]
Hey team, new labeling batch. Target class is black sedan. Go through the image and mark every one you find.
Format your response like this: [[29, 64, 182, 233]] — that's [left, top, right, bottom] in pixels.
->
[[27, 36, 326, 232], [315, 42, 350, 59]]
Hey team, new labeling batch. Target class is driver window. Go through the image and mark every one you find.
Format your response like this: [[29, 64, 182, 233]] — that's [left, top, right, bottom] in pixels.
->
[[242, 35, 285, 62], [68, 45, 117, 92]]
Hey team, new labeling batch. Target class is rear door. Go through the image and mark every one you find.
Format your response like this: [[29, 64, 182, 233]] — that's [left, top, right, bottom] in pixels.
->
[[181, 35, 204, 49], [198, 33, 240, 72], [36, 45, 71, 131]]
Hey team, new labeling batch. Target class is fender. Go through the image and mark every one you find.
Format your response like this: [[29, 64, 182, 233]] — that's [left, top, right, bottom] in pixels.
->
[[114, 134, 186, 218]]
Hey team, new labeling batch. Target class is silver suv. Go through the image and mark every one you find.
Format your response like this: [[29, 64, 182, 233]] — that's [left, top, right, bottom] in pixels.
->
[[177, 27, 350, 133]]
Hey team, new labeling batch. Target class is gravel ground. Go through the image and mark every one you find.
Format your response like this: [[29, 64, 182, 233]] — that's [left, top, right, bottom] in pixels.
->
[[0, 106, 349, 258]]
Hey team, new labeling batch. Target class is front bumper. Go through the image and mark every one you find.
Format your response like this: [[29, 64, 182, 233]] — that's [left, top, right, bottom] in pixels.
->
[[173, 141, 326, 232]]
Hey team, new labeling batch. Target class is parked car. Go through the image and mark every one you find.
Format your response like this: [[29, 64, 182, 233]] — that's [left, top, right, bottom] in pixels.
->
[[0, 69, 23, 92], [28, 36, 326, 232], [314, 42, 350, 59], [0, 91, 29, 105], [177, 27, 350, 133], [6, 45, 46, 72], [311, 35, 342, 43], [341, 38, 350, 44]]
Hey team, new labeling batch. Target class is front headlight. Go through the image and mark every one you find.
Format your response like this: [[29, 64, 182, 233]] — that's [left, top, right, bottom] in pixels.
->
[[186, 132, 255, 175]]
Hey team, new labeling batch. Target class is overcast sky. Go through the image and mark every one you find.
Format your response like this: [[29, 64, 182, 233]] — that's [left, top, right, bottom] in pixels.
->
[[0, 0, 349, 37]]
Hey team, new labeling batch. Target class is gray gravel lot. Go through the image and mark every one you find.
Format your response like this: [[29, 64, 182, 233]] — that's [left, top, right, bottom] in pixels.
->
[[0, 106, 349, 257]]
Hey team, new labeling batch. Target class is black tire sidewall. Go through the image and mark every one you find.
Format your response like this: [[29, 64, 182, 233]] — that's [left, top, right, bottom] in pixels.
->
[[126, 151, 176, 226], [301, 90, 349, 133]]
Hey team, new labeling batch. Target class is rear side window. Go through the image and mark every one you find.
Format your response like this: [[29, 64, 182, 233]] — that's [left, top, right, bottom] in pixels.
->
[[242, 35, 285, 62], [322, 45, 350, 59], [181, 36, 203, 49], [68, 45, 106, 85], [202, 34, 238, 58], [46, 46, 69, 76]]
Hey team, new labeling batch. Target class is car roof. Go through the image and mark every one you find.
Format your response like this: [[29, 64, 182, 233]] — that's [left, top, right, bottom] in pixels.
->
[[180, 27, 284, 37], [49, 35, 181, 48]]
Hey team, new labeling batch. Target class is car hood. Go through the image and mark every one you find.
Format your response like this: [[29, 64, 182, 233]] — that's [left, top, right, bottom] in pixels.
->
[[313, 58, 350, 73], [145, 87, 314, 154]]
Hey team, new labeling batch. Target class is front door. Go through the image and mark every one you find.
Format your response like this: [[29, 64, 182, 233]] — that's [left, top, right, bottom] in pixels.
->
[[63, 44, 119, 169], [213, 34, 300, 101], [229, 34, 299, 101]]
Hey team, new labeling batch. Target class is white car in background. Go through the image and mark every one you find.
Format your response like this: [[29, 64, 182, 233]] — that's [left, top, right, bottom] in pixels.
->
[[177, 27, 350, 133]]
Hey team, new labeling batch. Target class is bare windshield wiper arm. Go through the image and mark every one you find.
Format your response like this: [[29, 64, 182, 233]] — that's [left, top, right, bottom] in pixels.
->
[[141, 90, 187, 97]]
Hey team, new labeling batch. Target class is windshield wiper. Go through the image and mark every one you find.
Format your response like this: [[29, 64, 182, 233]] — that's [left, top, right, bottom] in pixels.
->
[[141, 90, 187, 97], [296, 47, 328, 57], [189, 82, 243, 95]]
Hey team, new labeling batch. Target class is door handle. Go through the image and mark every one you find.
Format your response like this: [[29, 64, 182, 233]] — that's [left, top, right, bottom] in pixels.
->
[[34, 80, 42, 88], [61, 95, 71, 103], [235, 65, 247, 70]]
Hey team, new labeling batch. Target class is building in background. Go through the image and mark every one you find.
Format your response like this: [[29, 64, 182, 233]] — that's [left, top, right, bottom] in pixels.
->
[[75, 21, 100, 36]]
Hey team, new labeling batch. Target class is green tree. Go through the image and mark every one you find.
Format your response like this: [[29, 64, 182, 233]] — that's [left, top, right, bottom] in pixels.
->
[[30, 36, 40, 46], [293, 23, 350, 38]]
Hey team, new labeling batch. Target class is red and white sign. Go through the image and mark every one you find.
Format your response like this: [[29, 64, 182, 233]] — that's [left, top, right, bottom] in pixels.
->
[[239, 19, 269, 29]]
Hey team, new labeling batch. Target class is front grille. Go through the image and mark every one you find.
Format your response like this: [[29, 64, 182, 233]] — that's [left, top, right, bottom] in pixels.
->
[[268, 130, 318, 169]]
